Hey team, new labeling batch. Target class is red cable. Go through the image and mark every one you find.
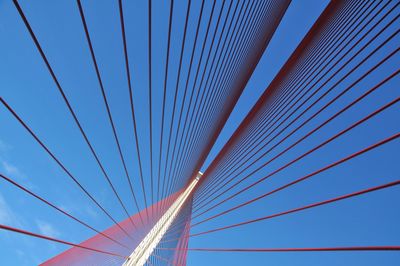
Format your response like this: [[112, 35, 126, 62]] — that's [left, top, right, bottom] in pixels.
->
[[0, 97, 134, 241], [192, 165, 400, 237], [12, 0, 138, 237], [164, 0, 207, 198], [192, 68, 400, 222], [193, 92, 400, 227], [195, 0, 384, 199], [0, 224, 126, 258], [156, 0, 174, 214], [173, 0, 289, 194], [194, 37, 400, 214], [159, 246, 400, 252], [118, 0, 148, 226], [162, 160, 400, 244], [148, 0, 154, 210], [0, 173, 129, 249], [171, 0, 280, 192], [159, 0, 193, 210], [195, 0, 344, 195], [76, 0, 141, 230], [196, 2, 399, 203]]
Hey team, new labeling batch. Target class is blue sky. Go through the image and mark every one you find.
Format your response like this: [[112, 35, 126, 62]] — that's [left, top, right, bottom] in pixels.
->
[[1, 0, 399, 265]]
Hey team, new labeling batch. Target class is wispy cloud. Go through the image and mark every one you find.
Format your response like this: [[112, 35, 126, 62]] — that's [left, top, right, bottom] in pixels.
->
[[0, 139, 27, 182], [36, 220, 61, 238], [0, 139, 12, 153], [0, 192, 19, 225], [2, 161, 26, 179], [85, 205, 99, 219], [57, 204, 73, 214], [1, 160, 36, 190]]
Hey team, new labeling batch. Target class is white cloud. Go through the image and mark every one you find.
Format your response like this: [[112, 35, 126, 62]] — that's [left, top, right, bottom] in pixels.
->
[[2, 161, 25, 179], [85, 206, 98, 219], [0, 140, 26, 182], [1, 160, 36, 190], [57, 204, 72, 214], [36, 220, 61, 238], [0, 193, 18, 225], [0, 139, 12, 153]]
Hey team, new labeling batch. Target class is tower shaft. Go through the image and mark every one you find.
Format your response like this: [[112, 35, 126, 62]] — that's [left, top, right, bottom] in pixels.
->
[[123, 173, 201, 266]]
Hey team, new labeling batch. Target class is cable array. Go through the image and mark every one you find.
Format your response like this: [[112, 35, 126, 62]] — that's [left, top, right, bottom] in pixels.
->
[[1, 0, 398, 265]]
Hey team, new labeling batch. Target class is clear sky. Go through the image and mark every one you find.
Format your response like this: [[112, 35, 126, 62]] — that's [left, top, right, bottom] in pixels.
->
[[1, 1, 399, 266]]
